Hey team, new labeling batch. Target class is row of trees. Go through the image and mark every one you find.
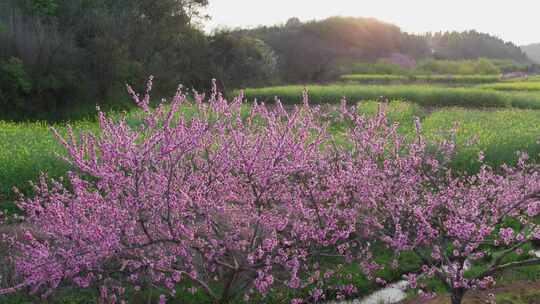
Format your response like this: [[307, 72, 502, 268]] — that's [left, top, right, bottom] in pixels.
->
[[0, 0, 277, 120], [1, 84, 539, 304], [237, 17, 429, 82], [238, 18, 533, 82], [0, 1, 536, 120], [429, 31, 530, 62], [340, 57, 531, 76]]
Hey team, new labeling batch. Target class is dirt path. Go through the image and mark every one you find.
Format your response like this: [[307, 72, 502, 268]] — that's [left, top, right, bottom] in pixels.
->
[[400, 281, 540, 304]]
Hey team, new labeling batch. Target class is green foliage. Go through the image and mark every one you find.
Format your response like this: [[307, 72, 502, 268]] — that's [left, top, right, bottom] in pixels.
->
[[0, 58, 31, 92], [209, 31, 278, 92], [0, 57, 32, 112], [2, 100, 538, 211], [240, 16, 407, 82], [0, 0, 211, 121], [1, 4, 538, 122], [340, 58, 531, 79], [25, 0, 59, 16], [505, 75, 540, 82], [409, 74, 501, 83], [429, 30, 530, 63], [242, 84, 540, 174], [243, 20, 535, 83]]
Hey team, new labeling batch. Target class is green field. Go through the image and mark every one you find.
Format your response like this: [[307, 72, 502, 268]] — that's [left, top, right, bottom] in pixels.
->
[[242, 84, 540, 109], [2, 2, 540, 302], [477, 81, 540, 91], [0, 121, 100, 207], [356, 101, 540, 171], [2, 101, 539, 207], [3, 81, 540, 204], [1, 83, 540, 303], [421, 108, 540, 171], [242, 80, 540, 172], [341, 74, 501, 83]]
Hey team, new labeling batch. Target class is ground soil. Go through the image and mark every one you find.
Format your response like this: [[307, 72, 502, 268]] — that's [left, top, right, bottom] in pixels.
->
[[400, 281, 540, 304]]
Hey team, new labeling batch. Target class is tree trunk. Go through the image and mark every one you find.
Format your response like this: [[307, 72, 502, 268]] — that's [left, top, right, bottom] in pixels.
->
[[450, 288, 465, 304]]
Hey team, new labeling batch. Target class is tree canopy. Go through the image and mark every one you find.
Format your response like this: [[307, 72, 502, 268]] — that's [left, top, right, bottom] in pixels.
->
[[0, 6, 537, 120], [429, 30, 530, 63]]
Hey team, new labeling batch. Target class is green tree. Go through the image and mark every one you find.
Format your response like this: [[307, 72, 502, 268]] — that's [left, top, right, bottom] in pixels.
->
[[209, 30, 277, 92], [240, 16, 411, 82], [0, 0, 210, 120], [429, 30, 530, 63], [0, 57, 32, 118]]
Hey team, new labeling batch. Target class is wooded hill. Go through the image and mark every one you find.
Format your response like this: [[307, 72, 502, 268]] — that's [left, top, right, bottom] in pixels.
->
[[0, 1, 536, 120], [522, 43, 540, 64]]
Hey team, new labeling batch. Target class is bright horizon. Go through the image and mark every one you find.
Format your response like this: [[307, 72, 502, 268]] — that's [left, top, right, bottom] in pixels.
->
[[203, 0, 539, 46]]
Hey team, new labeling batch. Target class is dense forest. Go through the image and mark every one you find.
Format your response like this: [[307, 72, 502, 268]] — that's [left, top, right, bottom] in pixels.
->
[[0, 0, 276, 120], [237, 18, 533, 82], [0, 0, 536, 121]]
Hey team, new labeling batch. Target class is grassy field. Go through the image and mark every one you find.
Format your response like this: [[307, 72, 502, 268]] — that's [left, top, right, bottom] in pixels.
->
[[242, 84, 540, 109], [1, 101, 539, 208], [354, 101, 540, 172], [421, 108, 540, 172], [341, 74, 501, 83], [0, 104, 234, 206], [1, 94, 539, 303], [0, 121, 100, 210], [477, 81, 540, 91]]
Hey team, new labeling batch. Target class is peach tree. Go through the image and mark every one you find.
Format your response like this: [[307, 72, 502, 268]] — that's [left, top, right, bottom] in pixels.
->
[[1, 80, 539, 304]]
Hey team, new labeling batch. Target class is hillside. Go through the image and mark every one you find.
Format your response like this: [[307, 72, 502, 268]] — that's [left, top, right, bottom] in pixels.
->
[[428, 30, 530, 63], [522, 43, 540, 64], [237, 19, 533, 82]]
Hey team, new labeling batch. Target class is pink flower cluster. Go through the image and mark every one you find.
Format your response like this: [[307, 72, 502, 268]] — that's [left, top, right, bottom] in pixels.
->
[[2, 79, 539, 304]]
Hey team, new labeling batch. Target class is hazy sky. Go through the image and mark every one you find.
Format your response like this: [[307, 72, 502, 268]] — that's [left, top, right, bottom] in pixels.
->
[[203, 0, 539, 45]]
